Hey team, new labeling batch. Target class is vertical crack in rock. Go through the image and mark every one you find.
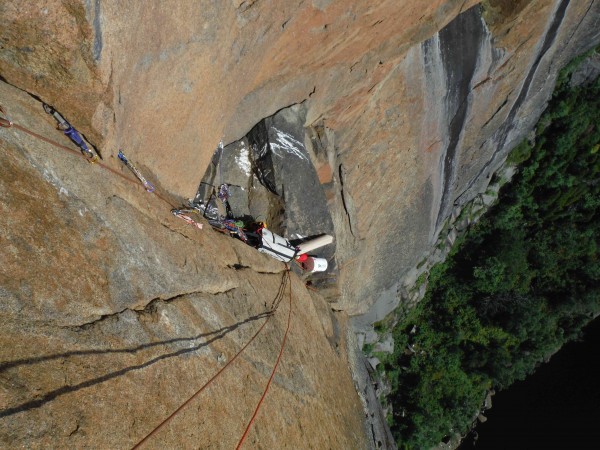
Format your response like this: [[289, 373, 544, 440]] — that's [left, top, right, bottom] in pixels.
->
[[338, 163, 355, 237], [556, 0, 597, 61], [502, 0, 570, 131], [434, 5, 486, 229], [454, 0, 572, 206], [482, 94, 511, 128], [92, 0, 103, 62]]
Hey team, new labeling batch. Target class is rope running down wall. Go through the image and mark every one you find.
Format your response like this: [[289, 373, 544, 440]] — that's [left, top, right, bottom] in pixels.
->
[[2, 110, 295, 449]]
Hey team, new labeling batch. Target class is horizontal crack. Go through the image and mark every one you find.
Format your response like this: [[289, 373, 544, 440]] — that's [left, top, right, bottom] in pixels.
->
[[0, 309, 272, 418], [65, 287, 238, 330]]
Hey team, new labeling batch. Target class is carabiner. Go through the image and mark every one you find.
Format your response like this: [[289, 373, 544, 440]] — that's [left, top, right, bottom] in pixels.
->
[[0, 105, 13, 128]]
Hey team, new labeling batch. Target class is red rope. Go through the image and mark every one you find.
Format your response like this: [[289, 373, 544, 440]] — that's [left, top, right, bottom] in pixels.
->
[[9, 123, 177, 209], [6, 113, 296, 448], [132, 311, 272, 449], [132, 270, 289, 448], [236, 268, 293, 449]]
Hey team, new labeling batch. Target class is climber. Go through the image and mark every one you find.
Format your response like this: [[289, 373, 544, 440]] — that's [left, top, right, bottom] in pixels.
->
[[297, 253, 328, 273], [253, 227, 329, 272], [43, 103, 97, 162], [190, 184, 332, 270]]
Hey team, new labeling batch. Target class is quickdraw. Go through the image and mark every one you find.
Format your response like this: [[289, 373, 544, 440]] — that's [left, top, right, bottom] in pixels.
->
[[42, 103, 98, 163], [118, 150, 155, 193]]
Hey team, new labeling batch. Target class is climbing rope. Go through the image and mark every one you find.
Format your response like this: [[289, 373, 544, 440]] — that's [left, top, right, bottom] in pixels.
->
[[236, 268, 293, 449], [132, 268, 291, 449], [4, 116, 177, 209], [2, 104, 296, 448]]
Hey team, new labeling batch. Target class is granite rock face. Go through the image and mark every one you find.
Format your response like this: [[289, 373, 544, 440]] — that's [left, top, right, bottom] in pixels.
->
[[2, 1, 600, 447], [0, 81, 367, 448], [329, 0, 600, 313], [1, 0, 480, 194]]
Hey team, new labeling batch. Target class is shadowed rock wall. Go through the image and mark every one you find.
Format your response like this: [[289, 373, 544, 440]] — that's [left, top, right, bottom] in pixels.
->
[[329, 0, 600, 314]]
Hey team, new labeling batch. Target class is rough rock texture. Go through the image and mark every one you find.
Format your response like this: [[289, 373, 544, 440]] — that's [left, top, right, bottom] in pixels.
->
[[1, 0, 480, 195], [3, 2, 600, 312], [0, 82, 367, 448], [332, 0, 600, 314], [2, 1, 600, 448]]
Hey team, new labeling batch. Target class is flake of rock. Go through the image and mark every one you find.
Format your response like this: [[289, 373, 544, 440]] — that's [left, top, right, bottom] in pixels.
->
[[367, 357, 381, 371]]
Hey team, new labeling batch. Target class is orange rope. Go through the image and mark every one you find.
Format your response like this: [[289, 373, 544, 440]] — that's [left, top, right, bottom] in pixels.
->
[[236, 268, 293, 449], [4, 109, 296, 448], [131, 315, 271, 449], [132, 269, 290, 449], [9, 122, 177, 209]]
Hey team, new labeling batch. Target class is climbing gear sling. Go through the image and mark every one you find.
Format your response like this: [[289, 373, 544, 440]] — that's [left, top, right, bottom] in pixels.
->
[[171, 209, 203, 229], [117, 150, 155, 193], [43, 103, 98, 163]]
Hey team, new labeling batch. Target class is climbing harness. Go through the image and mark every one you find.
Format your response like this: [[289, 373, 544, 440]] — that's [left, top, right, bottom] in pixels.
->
[[0, 105, 13, 128], [43, 103, 98, 163], [117, 150, 155, 193]]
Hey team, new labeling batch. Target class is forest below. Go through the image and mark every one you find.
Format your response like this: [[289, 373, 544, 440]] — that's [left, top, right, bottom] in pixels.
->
[[378, 49, 600, 449]]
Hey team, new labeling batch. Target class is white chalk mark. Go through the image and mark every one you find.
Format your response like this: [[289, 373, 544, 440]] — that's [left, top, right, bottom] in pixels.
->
[[270, 128, 309, 162], [235, 145, 252, 176]]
